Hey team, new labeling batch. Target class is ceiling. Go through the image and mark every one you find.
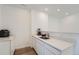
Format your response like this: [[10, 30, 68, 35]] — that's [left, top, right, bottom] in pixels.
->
[[25, 4, 79, 19]]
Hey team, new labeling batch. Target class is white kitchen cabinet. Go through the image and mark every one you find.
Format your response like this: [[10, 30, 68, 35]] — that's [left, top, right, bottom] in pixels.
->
[[37, 38, 58, 55], [38, 40, 54, 55], [0, 36, 15, 55], [32, 36, 73, 55], [32, 37, 42, 54], [32, 37, 59, 55], [0, 40, 10, 55], [32, 37, 37, 51], [10, 37, 15, 55]]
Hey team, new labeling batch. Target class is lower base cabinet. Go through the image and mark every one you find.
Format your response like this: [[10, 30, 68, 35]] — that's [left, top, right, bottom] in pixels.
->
[[0, 41, 10, 55], [0, 37, 15, 55], [32, 36, 73, 55]]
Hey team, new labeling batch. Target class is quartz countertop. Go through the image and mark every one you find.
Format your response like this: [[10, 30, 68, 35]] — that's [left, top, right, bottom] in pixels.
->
[[33, 35, 73, 51], [0, 36, 14, 41]]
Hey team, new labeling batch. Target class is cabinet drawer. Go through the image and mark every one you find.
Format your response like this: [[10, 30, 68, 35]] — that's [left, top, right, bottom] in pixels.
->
[[38, 39, 61, 55]]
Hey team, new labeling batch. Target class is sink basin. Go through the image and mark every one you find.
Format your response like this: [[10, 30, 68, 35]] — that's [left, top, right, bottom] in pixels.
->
[[40, 37, 49, 39]]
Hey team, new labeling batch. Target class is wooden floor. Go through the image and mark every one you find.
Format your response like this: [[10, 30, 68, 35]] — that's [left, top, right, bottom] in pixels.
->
[[14, 47, 37, 55]]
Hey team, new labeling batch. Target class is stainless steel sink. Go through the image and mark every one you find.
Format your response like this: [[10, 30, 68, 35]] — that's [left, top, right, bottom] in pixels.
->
[[40, 37, 49, 39]]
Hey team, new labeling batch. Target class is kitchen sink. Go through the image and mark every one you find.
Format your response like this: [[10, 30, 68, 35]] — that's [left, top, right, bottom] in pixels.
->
[[40, 37, 49, 39]]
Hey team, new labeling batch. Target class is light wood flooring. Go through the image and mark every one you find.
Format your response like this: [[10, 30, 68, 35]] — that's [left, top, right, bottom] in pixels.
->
[[14, 47, 37, 55]]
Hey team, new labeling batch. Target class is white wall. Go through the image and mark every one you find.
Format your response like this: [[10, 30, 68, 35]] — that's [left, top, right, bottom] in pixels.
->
[[1, 5, 31, 49], [0, 5, 2, 29], [48, 13, 79, 33], [31, 10, 48, 34], [48, 16, 61, 32], [60, 14, 79, 33]]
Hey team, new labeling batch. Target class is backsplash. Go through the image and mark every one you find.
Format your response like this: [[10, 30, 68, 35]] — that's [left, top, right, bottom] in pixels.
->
[[49, 32, 79, 43]]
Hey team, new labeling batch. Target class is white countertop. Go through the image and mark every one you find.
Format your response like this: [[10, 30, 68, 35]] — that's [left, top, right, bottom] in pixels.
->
[[0, 36, 14, 41], [33, 35, 73, 51]]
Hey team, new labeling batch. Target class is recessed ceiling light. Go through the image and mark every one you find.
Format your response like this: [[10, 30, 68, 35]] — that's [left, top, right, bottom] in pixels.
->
[[65, 12, 69, 15], [44, 8, 48, 11], [57, 8, 61, 12]]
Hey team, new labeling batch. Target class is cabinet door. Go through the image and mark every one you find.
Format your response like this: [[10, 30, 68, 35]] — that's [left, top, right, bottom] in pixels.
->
[[10, 37, 15, 55], [35, 39, 39, 54], [0, 41, 10, 55], [42, 41, 61, 55], [11, 40, 15, 55], [32, 37, 36, 49], [36, 39, 43, 55], [43, 48, 55, 55], [37, 39, 55, 55]]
